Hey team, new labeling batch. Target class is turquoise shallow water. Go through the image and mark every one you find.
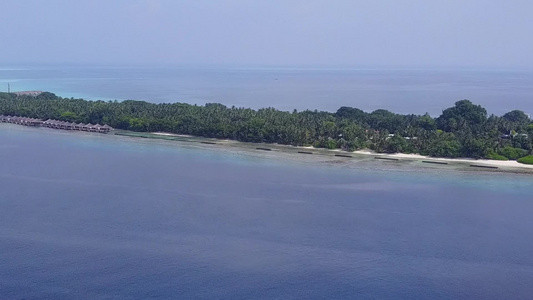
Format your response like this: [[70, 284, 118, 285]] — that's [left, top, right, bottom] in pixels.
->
[[1, 124, 533, 299], [1, 65, 532, 115]]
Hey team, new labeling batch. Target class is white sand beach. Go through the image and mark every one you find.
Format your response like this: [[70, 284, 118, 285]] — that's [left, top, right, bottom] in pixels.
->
[[152, 132, 192, 138], [353, 150, 533, 170]]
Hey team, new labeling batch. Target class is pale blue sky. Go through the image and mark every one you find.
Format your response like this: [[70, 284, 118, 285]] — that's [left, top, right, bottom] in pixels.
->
[[2, 0, 532, 68]]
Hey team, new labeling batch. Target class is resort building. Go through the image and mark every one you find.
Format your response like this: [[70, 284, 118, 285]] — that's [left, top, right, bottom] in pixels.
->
[[0, 116, 43, 126], [0, 115, 113, 133]]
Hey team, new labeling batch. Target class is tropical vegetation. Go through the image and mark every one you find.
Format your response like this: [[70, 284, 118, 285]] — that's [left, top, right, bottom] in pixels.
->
[[1, 92, 532, 161]]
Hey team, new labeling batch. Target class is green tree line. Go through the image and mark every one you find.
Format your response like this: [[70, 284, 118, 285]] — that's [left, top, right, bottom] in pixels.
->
[[1, 92, 532, 160]]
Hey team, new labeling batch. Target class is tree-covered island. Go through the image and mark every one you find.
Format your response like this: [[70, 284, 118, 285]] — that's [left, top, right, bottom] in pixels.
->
[[1, 92, 532, 162]]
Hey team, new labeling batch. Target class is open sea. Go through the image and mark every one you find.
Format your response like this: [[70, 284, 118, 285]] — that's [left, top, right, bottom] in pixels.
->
[[1, 125, 533, 299], [1, 65, 533, 115]]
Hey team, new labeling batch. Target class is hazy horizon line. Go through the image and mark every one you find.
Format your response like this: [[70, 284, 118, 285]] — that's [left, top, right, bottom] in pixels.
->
[[1, 62, 532, 72]]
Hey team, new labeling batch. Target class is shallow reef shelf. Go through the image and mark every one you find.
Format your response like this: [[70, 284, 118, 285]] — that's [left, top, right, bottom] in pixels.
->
[[106, 130, 533, 174]]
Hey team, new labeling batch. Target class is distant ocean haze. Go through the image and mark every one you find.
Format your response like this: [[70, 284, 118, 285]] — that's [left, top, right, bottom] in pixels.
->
[[1, 65, 532, 116]]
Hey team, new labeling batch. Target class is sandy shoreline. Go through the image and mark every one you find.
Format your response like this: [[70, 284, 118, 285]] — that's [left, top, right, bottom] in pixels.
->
[[152, 132, 193, 138], [356, 150, 533, 170], [146, 130, 532, 171], [284, 145, 533, 171], [3, 124, 529, 171]]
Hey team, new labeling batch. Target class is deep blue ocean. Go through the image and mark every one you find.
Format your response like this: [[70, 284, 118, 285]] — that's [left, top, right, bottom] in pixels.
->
[[1, 65, 532, 116], [1, 65, 533, 299], [1, 125, 533, 299]]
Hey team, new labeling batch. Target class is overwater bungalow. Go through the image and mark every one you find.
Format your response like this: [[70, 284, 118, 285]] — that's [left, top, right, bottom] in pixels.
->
[[101, 124, 113, 133], [55, 121, 65, 129], [17, 117, 32, 125], [1, 115, 113, 133], [65, 122, 75, 130], [43, 119, 53, 127], [11, 116, 21, 124], [25, 118, 43, 126], [45, 120, 55, 128], [83, 123, 93, 131]]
